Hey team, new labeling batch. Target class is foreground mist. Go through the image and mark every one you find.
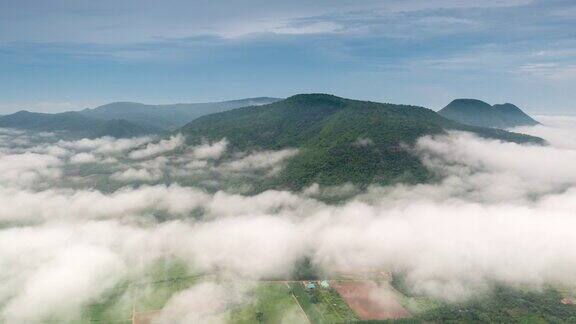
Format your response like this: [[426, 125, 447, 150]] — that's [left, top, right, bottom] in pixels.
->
[[0, 116, 575, 322]]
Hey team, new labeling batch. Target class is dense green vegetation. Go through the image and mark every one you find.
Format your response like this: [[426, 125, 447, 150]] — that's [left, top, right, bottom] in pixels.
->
[[410, 286, 576, 323], [439, 98, 539, 129], [291, 257, 322, 280], [390, 274, 576, 323], [181, 94, 543, 189]]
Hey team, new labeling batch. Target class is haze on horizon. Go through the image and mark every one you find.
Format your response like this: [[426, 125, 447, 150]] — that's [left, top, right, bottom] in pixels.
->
[[0, 0, 575, 114]]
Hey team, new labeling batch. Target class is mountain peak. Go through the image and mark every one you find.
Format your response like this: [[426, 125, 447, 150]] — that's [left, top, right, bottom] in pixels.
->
[[439, 99, 539, 128], [13, 110, 33, 115], [281, 94, 354, 114], [181, 94, 542, 189], [285, 93, 347, 104], [445, 99, 492, 109]]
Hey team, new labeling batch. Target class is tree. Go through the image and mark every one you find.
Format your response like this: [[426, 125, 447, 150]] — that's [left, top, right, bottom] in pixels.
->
[[255, 311, 264, 322]]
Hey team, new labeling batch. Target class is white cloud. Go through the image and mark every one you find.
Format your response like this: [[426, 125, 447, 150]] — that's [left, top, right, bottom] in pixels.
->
[[0, 0, 535, 43], [518, 62, 576, 80], [69, 152, 98, 164], [413, 131, 576, 201], [154, 282, 247, 324], [513, 115, 576, 149], [129, 134, 184, 160], [2, 245, 124, 322], [190, 138, 228, 160], [111, 167, 163, 181], [380, 0, 533, 12], [0, 221, 137, 323], [0, 185, 210, 222], [0, 152, 62, 187], [59, 136, 153, 154], [271, 21, 342, 35], [220, 149, 298, 173], [353, 137, 373, 147]]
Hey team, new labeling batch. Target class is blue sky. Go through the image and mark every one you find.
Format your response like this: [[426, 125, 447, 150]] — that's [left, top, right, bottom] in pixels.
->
[[0, 0, 575, 114]]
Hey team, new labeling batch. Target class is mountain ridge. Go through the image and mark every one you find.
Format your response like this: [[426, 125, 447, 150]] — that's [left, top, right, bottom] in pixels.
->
[[80, 97, 282, 130], [438, 99, 539, 129], [0, 110, 160, 138], [0, 97, 282, 138], [180, 93, 543, 189]]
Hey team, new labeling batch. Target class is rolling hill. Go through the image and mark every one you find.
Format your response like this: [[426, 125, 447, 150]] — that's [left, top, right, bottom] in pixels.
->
[[0, 110, 159, 138], [438, 99, 539, 129], [0, 97, 281, 139], [180, 94, 543, 189], [80, 97, 281, 131]]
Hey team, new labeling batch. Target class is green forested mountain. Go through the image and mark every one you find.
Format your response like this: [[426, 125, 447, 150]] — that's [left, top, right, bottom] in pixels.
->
[[438, 99, 539, 129], [80, 97, 281, 130], [0, 110, 159, 138], [181, 94, 543, 189]]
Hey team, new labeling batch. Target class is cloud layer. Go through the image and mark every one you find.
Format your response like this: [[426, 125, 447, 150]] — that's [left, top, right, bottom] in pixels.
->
[[1, 119, 576, 320]]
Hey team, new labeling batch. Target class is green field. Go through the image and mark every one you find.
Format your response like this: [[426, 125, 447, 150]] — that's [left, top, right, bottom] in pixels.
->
[[86, 280, 310, 324], [77, 265, 576, 324], [290, 281, 357, 324], [228, 282, 308, 323], [83, 260, 201, 323], [83, 259, 310, 324]]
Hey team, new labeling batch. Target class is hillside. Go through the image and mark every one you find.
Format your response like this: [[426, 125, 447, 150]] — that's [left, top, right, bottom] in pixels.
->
[[181, 94, 543, 189], [439, 99, 539, 129], [80, 97, 281, 130], [0, 110, 159, 138], [492, 103, 540, 127]]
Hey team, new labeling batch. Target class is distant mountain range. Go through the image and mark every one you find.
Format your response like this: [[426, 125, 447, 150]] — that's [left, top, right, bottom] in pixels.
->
[[181, 94, 543, 189], [0, 110, 159, 138], [0, 96, 540, 139], [438, 99, 539, 129], [78, 97, 281, 131], [0, 94, 544, 187], [0, 97, 281, 138]]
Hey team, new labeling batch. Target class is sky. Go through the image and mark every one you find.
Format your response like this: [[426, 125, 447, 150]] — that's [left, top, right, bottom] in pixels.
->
[[0, 0, 575, 114]]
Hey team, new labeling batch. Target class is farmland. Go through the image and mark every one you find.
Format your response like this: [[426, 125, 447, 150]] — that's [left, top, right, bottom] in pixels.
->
[[82, 259, 311, 323], [332, 281, 410, 320], [228, 282, 308, 323], [290, 281, 357, 323], [77, 261, 576, 324], [83, 260, 201, 323]]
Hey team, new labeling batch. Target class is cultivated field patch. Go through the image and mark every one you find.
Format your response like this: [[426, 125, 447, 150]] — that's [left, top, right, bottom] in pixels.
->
[[332, 281, 411, 320]]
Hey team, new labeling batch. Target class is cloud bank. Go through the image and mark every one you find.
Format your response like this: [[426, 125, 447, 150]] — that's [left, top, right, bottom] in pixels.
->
[[1, 118, 576, 320]]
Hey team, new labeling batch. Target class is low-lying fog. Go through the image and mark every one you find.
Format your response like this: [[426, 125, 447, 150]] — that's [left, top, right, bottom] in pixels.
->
[[1, 116, 575, 322]]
